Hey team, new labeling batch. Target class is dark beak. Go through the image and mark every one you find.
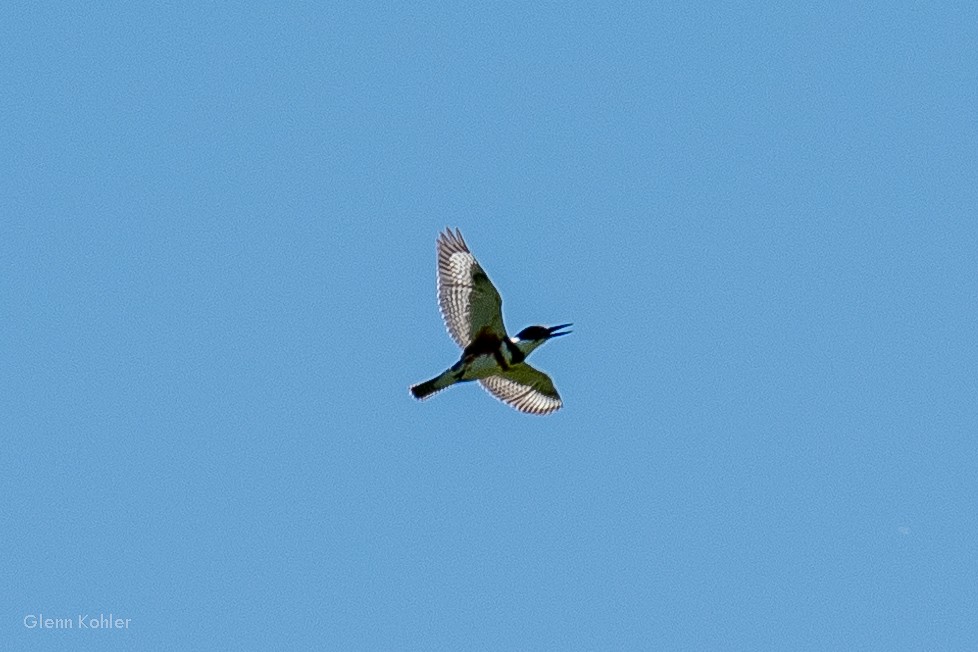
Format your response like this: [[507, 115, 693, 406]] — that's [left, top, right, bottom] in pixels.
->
[[547, 323, 573, 338]]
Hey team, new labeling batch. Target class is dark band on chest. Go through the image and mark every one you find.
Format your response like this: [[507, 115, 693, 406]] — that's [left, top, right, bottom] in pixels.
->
[[505, 338, 525, 365], [462, 329, 524, 371]]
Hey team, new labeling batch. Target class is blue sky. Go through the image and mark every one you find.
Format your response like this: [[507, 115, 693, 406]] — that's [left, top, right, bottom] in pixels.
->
[[3, 3, 976, 650]]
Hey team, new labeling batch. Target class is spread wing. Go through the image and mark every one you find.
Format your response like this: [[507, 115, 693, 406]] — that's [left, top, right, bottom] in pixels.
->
[[437, 228, 506, 348], [479, 363, 563, 415]]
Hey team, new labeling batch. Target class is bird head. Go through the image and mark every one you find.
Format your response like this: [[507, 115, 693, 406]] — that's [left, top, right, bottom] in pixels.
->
[[513, 323, 572, 355]]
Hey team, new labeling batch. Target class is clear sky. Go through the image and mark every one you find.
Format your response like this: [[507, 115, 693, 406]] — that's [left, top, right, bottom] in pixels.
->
[[3, 3, 976, 650]]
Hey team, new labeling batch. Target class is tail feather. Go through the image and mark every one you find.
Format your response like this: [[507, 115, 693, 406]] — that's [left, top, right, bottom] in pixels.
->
[[410, 370, 455, 400]]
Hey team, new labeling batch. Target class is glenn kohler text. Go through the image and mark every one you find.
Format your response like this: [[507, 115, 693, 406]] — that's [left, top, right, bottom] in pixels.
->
[[24, 613, 131, 629]]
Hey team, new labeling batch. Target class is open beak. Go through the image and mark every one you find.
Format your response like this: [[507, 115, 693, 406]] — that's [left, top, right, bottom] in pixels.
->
[[547, 323, 573, 338]]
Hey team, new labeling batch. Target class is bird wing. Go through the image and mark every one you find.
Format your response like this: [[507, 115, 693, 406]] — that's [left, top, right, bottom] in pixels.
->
[[437, 228, 507, 348], [479, 363, 563, 415]]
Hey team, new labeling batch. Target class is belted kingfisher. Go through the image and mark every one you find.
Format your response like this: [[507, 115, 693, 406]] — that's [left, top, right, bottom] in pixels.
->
[[410, 228, 571, 415]]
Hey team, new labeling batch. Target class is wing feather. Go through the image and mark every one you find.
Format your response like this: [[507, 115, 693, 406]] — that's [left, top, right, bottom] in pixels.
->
[[479, 363, 563, 415], [436, 228, 506, 347]]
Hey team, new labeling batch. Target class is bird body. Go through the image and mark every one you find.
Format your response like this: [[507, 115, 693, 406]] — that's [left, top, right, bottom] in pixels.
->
[[411, 228, 570, 415]]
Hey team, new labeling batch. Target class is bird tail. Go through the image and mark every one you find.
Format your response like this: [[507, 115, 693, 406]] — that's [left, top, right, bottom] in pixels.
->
[[410, 370, 456, 400]]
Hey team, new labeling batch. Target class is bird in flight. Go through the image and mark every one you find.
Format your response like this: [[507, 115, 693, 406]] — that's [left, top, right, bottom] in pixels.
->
[[410, 228, 571, 415]]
